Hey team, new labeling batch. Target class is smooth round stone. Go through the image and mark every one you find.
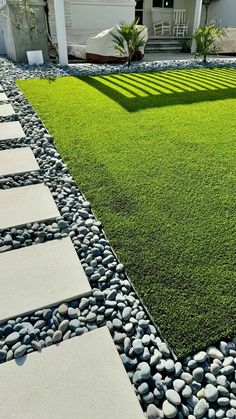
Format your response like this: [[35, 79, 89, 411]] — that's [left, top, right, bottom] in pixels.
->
[[58, 303, 68, 315], [220, 366, 234, 376], [59, 320, 69, 334], [223, 356, 234, 367], [5, 332, 20, 346], [194, 351, 208, 363], [194, 399, 209, 419], [230, 399, 236, 409], [208, 408, 216, 419], [174, 362, 182, 376], [146, 404, 163, 419], [216, 408, 227, 419], [226, 408, 236, 418], [217, 398, 230, 406], [210, 363, 221, 376], [68, 307, 78, 319], [197, 388, 205, 399], [138, 382, 149, 395], [205, 373, 217, 385], [193, 367, 204, 382], [86, 312, 97, 322], [173, 379, 185, 393], [43, 309, 52, 320], [52, 330, 62, 344], [69, 319, 80, 331], [140, 363, 151, 379], [14, 344, 27, 359], [162, 400, 178, 418], [165, 359, 175, 373], [142, 334, 151, 346], [219, 341, 229, 356], [182, 385, 192, 398], [122, 307, 132, 321], [142, 391, 154, 404], [205, 384, 218, 402], [113, 318, 122, 329], [124, 323, 133, 333], [133, 339, 144, 354], [166, 389, 181, 406], [217, 385, 229, 397], [0, 349, 7, 362], [217, 375, 228, 387], [181, 372, 193, 384], [31, 340, 42, 351], [207, 347, 224, 360]]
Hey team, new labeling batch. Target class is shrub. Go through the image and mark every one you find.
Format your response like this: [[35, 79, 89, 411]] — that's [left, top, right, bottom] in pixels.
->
[[192, 22, 227, 63]]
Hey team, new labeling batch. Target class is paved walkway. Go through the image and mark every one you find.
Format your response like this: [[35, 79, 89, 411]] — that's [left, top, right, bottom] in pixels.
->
[[0, 83, 144, 418]]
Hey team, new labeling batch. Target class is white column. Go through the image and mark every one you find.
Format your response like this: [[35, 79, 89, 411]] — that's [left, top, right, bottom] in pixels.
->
[[191, 0, 203, 52], [54, 0, 68, 66]]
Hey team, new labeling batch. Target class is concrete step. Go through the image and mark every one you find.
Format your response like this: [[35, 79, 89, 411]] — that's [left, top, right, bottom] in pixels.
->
[[145, 46, 183, 52], [0, 237, 91, 323], [0, 183, 60, 230], [0, 121, 26, 141], [0, 103, 15, 117], [0, 327, 145, 419], [0, 93, 8, 102], [0, 147, 39, 177]]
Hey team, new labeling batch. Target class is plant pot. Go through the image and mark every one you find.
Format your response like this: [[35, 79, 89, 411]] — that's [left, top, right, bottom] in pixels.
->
[[27, 50, 44, 65]]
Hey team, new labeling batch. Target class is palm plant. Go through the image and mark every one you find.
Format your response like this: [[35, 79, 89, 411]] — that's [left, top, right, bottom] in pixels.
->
[[192, 22, 227, 63], [111, 19, 146, 67]]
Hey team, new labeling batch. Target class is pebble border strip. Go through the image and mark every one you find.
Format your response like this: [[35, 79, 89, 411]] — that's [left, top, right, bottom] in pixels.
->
[[1, 56, 236, 419]]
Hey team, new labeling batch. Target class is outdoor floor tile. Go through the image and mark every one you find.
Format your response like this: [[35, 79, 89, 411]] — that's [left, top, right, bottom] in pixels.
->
[[0, 121, 25, 141], [0, 147, 39, 177], [0, 327, 144, 419], [0, 237, 91, 323], [0, 183, 60, 230], [0, 103, 15, 116], [0, 93, 8, 101]]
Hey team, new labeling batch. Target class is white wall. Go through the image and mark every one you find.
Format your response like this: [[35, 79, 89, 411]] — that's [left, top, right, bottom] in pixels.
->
[[48, 0, 135, 45], [201, 0, 236, 27]]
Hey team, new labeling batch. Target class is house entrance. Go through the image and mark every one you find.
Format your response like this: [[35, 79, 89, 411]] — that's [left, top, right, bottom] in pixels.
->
[[135, 0, 144, 24]]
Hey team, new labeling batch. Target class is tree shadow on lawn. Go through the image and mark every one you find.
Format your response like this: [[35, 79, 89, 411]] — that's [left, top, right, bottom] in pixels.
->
[[80, 67, 236, 112]]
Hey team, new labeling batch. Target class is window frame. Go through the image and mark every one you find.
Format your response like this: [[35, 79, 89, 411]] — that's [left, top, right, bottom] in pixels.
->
[[152, 0, 174, 8]]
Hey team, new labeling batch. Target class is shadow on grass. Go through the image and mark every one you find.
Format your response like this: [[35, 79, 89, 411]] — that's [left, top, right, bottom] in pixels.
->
[[80, 67, 236, 112]]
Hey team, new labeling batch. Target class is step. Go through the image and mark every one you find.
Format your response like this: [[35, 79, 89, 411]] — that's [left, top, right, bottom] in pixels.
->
[[0, 103, 15, 117], [0, 183, 60, 230], [145, 46, 182, 52], [0, 327, 144, 419], [0, 237, 91, 323], [0, 121, 25, 141], [0, 148, 39, 177], [0, 92, 8, 102], [147, 40, 180, 45]]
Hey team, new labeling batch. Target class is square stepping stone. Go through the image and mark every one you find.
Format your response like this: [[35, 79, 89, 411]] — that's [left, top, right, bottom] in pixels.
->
[[0, 237, 91, 323], [0, 327, 144, 419], [0, 147, 39, 177], [0, 183, 60, 230], [0, 93, 8, 102], [0, 121, 25, 141], [0, 103, 14, 116]]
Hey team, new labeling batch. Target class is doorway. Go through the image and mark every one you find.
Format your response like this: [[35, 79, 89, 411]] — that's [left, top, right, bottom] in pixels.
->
[[135, 0, 144, 24]]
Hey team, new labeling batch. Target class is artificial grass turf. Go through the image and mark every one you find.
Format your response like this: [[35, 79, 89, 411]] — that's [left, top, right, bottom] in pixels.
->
[[17, 67, 236, 357]]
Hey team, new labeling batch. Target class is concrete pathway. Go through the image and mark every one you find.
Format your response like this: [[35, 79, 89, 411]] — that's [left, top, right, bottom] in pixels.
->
[[0, 147, 39, 177], [0, 79, 144, 417], [0, 121, 26, 141]]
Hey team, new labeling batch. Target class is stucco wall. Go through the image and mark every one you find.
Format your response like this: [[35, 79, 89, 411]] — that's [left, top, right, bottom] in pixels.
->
[[48, 0, 136, 45], [201, 0, 236, 27]]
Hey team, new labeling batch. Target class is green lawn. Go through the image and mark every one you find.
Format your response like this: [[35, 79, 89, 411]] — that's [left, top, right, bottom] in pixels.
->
[[18, 67, 236, 357]]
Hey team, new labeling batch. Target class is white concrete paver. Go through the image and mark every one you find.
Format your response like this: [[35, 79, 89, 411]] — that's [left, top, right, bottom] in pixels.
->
[[0, 327, 144, 419], [0, 121, 25, 141], [0, 147, 39, 177], [0, 104, 15, 116], [0, 237, 91, 323], [0, 183, 60, 230], [0, 93, 8, 101]]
